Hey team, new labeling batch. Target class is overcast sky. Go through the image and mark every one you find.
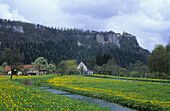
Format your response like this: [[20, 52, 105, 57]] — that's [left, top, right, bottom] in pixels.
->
[[0, 0, 170, 51]]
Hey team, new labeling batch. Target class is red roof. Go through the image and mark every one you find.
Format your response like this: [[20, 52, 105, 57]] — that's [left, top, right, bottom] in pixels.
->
[[4, 66, 11, 72], [22, 65, 37, 70], [4, 65, 45, 72]]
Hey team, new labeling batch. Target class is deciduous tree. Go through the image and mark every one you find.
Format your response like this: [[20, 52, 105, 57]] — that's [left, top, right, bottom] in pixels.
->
[[57, 60, 67, 75], [47, 63, 56, 74], [65, 60, 78, 75], [149, 45, 166, 73], [3, 48, 23, 79], [57, 60, 78, 75], [32, 57, 48, 75]]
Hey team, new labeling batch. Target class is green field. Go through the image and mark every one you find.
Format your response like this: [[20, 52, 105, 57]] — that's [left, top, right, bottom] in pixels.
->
[[0, 75, 109, 111], [22, 75, 169, 111], [92, 74, 170, 83], [1, 75, 170, 111]]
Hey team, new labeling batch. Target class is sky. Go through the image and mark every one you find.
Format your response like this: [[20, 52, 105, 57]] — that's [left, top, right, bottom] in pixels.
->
[[0, 0, 170, 52]]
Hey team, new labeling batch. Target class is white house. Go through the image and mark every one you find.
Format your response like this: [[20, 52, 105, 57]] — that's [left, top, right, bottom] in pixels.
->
[[77, 62, 93, 75], [77, 62, 88, 74]]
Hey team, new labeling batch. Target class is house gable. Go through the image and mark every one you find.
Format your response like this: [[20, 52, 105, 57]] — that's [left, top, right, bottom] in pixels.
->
[[77, 62, 88, 71]]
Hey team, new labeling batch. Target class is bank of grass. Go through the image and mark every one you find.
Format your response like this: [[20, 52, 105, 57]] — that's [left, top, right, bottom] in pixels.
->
[[92, 74, 170, 83], [0, 75, 109, 111], [0, 74, 57, 81], [24, 75, 170, 111]]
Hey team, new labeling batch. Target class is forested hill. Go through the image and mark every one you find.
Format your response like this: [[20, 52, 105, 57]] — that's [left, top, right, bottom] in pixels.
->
[[0, 19, 150, 67]]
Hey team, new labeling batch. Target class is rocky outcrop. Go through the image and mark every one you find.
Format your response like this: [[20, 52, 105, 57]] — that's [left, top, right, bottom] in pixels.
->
[[95, 31, 142, 49], [77, 41, 91, 48], [107, 33, 120, 48], [12, 26, 24, 33], [122, 31, 133, 37], [77, 41, 83, 46], [96, 33, 120, 48], [96, 34, 105, 44], [5, 25, 24, 33]]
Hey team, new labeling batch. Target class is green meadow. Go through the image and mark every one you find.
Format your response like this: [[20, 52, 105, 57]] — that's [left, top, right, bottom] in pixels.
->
[[0, 75, 109, 111], [30, 75, 170, 111], [0, 75, 170, 111]]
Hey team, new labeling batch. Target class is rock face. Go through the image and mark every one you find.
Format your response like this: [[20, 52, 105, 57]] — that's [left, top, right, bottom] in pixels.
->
[[77, 41, 82, 46], [5, 25, 24, 33], [94, 31, 142, 49], [107, 33, 120, 48], [96, 33, 120, 48], [12, 26, 24, 33], [96, 34, 105, 44]]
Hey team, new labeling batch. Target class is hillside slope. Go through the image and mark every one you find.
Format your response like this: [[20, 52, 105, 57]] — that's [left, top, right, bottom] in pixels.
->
[[0, 19, 150, 67]]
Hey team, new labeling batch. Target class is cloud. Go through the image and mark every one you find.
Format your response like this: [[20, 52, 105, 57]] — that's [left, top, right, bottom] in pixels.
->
[[0, 3, 28, 22], [0, 0, 170, 51], [105, 11, 169, 51], [58, 0, 140, 19]]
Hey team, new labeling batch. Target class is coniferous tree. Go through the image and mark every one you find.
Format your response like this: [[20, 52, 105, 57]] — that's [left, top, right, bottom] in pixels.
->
[[96, 51, 103, 66], [165, 44, 170, 74], [86, 56, 96, 70]]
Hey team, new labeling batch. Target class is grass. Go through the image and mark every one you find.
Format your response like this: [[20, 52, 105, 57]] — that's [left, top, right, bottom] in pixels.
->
[[25, 75, 170, 111], [92, 74, 170, 83], [0, 75, 109, 111]]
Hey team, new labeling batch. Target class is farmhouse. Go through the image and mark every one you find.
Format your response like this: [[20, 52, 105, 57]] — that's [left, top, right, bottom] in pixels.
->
[[4, 66, 21, 75], [4, 65, 46, 75], [21, 65, 38, 75]]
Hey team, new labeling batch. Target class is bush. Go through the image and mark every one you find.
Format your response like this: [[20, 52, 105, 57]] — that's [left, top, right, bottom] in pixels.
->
[[131, 71, 140, 77], [0, 66, 4, 72]]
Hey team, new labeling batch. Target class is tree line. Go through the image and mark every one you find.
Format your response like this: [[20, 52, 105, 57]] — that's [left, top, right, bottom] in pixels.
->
[[85, 44, 170, 79], [0, 43, 169, 79]]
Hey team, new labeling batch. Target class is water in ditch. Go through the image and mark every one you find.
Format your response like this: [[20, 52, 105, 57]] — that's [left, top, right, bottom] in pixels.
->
[[40, 87, 136, 111]]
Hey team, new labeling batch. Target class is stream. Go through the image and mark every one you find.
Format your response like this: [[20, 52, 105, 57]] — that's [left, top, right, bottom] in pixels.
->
[[40, 87, 136, 111]]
